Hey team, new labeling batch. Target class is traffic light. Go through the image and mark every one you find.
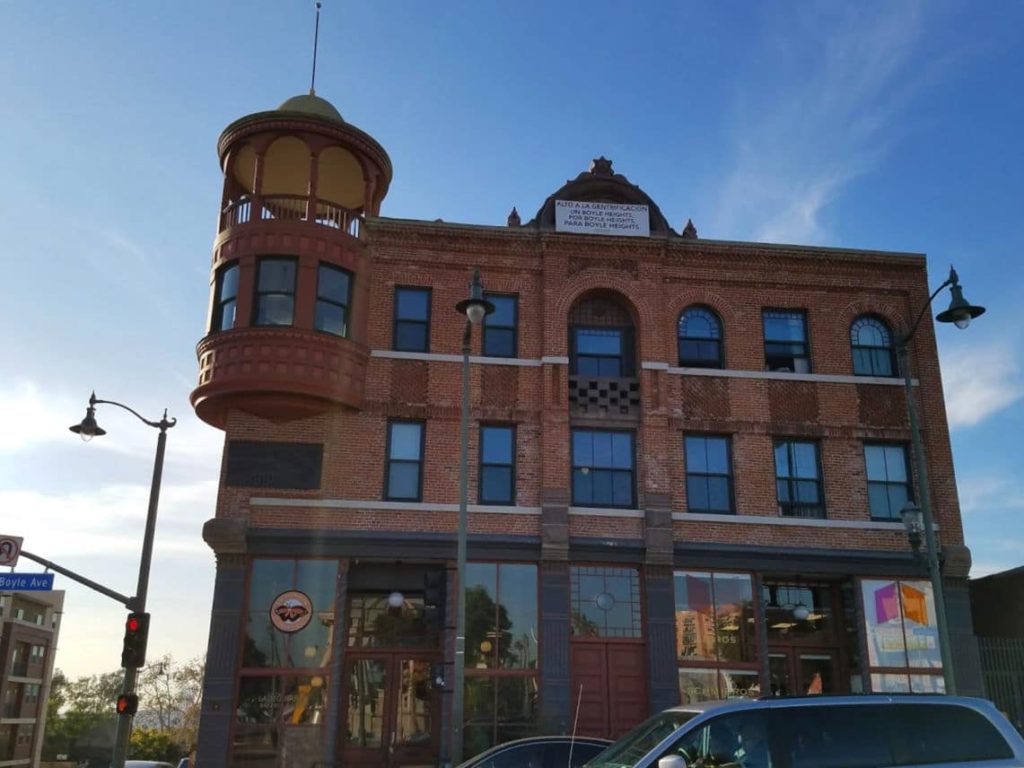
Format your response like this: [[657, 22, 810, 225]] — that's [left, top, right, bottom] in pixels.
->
[[424, 570, 446, 629], [116, 694, 139, 716], [121, 612, 150, 668]]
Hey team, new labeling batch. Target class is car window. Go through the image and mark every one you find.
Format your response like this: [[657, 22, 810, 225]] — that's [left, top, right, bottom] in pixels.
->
[[888, 703, 1014, 765], [664, 710, 772, 768], [478, 743, 546, 768], [588, 710, 698, 768], [544, 740, 608, 768], [772, 704, 892, 768]]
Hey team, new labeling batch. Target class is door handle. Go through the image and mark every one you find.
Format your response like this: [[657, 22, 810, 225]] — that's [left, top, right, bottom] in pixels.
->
[[389, 730, 396, 755]]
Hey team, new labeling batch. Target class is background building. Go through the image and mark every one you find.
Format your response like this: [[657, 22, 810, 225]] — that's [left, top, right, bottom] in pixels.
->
[[0, 590, 63, 767], [192, 91, 981, 767]]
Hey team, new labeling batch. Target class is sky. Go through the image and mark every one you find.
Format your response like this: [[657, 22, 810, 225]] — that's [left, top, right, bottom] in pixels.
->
[[1, 1, 1022, 680]]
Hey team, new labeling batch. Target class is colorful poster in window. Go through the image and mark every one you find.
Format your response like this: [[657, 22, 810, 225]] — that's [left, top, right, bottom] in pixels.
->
[[861, 579, 941, 670]]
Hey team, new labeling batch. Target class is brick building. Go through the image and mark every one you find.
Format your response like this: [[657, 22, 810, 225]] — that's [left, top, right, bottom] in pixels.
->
[[192, 91, 981, 768], [0, 590, 63, 767]]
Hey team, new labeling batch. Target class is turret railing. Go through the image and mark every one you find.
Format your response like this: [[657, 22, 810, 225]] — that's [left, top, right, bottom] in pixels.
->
[[221, 194, 362, 237]]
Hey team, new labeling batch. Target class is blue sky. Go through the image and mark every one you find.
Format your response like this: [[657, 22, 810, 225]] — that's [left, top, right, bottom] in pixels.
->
[[1, 2, 1021, 679]]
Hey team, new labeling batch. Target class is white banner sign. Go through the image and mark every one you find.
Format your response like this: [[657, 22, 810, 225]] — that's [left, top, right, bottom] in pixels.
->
[[555, 200, 649, 237]]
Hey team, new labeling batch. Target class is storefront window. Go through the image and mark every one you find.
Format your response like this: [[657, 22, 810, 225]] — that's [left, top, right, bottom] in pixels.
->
[[763, 582, 834, 643], [674, 571, 758, 703], [234, 674, 328, 767], [346, 594, 434, 648], [464, 563, 539, 759], [861, 579, 944, 693], [244, 559, 338, 669]]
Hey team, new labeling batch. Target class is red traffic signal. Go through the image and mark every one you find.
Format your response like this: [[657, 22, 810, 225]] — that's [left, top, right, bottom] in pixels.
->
[[116, 694, 139, 716], [121, 612, 150, 668]]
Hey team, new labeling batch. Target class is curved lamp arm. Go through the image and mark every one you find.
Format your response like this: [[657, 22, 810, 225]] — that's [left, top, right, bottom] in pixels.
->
[[898, 266, 957, 348], [88, 392, 177, 432]]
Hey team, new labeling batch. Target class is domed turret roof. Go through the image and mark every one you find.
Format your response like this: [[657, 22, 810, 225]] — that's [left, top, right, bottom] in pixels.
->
[[277, 92, 344, 123]]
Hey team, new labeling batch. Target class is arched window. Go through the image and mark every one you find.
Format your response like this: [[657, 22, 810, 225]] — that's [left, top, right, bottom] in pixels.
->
[[678, 306, 723, 368], [851, 315, 896, 376]]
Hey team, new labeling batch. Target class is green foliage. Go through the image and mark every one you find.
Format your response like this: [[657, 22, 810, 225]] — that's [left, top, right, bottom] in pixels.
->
[[129, 727, 184, 762]]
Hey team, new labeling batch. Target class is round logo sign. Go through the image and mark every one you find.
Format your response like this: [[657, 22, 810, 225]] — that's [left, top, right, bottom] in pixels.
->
[[270, 590, 313, 633]]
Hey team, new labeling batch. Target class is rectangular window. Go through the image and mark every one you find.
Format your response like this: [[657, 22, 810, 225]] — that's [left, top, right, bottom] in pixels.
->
[[763, 309, 810, 372], [684, 435, 734, 514], [571, 327, 629, 377], [463, 563, 539, 758], [674, 571, 758, 704], [315, 264, 352, 337], [253, 257, 296, 326], [861, 579, 944, 693], [385, 420, 424, 500], [572, 429, 634, 508], [393, 286, 431, 352], [479, 425, 514, 504], [774, 439, 824, 518], [482, 294, 517, 357], [571, 565, 642, 639], [212, 262, 239, 331], [864, 444, 912, 520]]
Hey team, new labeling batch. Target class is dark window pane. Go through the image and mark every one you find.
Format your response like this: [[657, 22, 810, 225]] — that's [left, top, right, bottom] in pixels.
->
[[221, 264, 239, 300], [396, 288, 429, 320], [886, 485, 908, 515], [764, 311, 806, 342], [612, 470, 633, 506], [868, 484, 890, 518], [576, 357, 599, 376], [486, 295, 516, 326], [572, 432, 592, 466], [395, 322, 428, 351], [864, 446, 887, 480], [318, 265, 350, 301], [889, 703, 1013, 764], [795, 480, 820, 504], [793, 443, 818, 477], [883, 446, 907, 481], [219, 301, 236, 331], [258, 260, 296, 292], [611, 433, 633, 468], [775, 705, 893, 768], [387, 463, 420, 499], [687, 477, 709, 512], [496, 564, 538, 669], [572, 470, 592, 505], [707, 478, 731, 511], [255, 295, 294, 326], [315, 301, 346, 336], [481, 467, 512, 503], [597, 358, 622, 377], [576, 329, 622, 355], [481, 427, 513, 464], [483, 328, 515, 357], [591, 470, 613, 504], [705, 438, 728, 473], [592, 432, 613, 467]]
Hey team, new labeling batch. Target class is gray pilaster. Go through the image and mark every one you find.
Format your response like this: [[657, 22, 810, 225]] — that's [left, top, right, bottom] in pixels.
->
[[540, 562, 571, 732], [645, 565, 679, 712], [323, 559, 349, 767], [945, 577, 985, 696]]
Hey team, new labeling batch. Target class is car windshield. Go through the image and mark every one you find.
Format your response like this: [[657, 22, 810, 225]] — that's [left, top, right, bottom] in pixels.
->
[[586, 710, 699, 768]]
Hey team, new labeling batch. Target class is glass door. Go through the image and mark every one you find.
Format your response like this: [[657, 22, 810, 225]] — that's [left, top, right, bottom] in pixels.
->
[[342, 655, 438, 768], [768, 650, 838, 696]]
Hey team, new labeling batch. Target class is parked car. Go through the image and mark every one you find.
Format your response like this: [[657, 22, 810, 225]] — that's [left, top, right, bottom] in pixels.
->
[[458, 735, 611, 768], [124, 762, 176, 768], [585, 695, 1024, 768]]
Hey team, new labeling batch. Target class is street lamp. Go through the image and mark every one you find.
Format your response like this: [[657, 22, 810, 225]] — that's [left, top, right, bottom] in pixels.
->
[[70, 392, 176, 768], [451, 268, 494, 765], [897, 266, 984, 696]]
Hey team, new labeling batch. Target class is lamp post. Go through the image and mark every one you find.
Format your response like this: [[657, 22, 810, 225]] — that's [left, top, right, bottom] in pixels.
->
[[70, 392, 176, 768], [897, 266, 984, 696], [451, 269, 494, 765]]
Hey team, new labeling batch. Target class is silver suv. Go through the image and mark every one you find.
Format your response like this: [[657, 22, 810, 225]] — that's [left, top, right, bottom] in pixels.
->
[[586, 695, 1024, 768]]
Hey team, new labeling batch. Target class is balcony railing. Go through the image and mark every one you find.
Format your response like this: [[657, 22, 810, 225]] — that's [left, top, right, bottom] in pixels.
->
[[569, 375, 641, 419], [221, 194, 362, 237]]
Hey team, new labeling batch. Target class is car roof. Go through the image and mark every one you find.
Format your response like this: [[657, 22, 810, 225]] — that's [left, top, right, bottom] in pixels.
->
[[662, 694, 1001, 715], [460, 735, 610, 765]]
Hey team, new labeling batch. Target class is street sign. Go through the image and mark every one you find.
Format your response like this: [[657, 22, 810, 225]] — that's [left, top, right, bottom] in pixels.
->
[[0, 536, 22, 567], [0, 573, 54, 591]]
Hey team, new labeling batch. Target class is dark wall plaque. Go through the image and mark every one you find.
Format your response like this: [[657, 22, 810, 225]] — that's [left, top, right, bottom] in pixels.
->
[[225, 441, 323, 490]]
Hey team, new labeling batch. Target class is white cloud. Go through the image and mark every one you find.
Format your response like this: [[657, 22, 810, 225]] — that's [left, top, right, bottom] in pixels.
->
[[941, 340, 1024, 428], [958, 474, 1024, 516], [711, 4, 926, 243]]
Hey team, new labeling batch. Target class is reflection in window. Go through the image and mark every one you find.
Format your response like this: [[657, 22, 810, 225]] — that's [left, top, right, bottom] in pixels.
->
[[386, 421, 424, 500], [243, 559, 338, 670], [864, 444, 911, 520], [861, 579, 943, 693], [572, 327, 629, 377], [346, 594, 434, 648], [571, 566, 642, 639], [851, 315, 895, 376], [677, 306, 723, 368], [479, 425, 514, 505], [572, 430, 634, 508], [212, 262, 239, 332], [253, 258, 296, 326], [684, 435, 734, 514], [774, 440, 823, 518], [393, 287, 431, 352], [315, 264, 351, 337], [762, 583, 834, 643], [483, 294, 517, 357], [763, 309, 809, 372], [463, 563, 539, 760], [234, 674, 329, 767]]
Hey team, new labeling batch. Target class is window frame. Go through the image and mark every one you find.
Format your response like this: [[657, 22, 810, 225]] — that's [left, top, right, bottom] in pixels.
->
[[314, 263, 353, 337], [683, 434, 735, 514], [384, 419, 426, 501], [482, 293, 518, 358], [571, 428, 636, 509], [211, 261, 240, 332], [252, 256, 297, 327], [763, 309, 811, 372], [393, 286, 432, 352], [478, 423, 516, 505], [570, 325, 633, 377], [677, 305, 724, 369], [851, 315, 897, 377], [863, 443, 913, 521], [773, 438, 825, 518]]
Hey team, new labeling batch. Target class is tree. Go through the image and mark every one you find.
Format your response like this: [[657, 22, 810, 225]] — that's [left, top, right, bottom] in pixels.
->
[[130, 727, 183, 763]]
